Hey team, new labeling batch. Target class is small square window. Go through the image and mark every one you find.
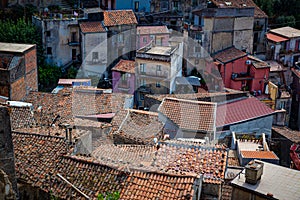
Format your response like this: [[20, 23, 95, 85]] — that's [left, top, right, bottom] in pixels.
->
[[156, 65, 161, 71], [156, 82, 161, 88], [143, 37, 147, 43], [46, 31, 51, 37], [47, 47, 52, 55], [195, 46, 201, 52], [140, 63, 145, 73], [140, 93, 144, 100]]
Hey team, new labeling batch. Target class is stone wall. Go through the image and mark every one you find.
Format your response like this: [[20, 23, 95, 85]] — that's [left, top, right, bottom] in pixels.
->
[[0, 169, 16, 200], [0, 106, 18, 197]]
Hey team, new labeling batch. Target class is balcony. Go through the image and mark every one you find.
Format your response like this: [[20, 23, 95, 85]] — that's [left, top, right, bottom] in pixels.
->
[[68, 40, 80, 46], [231, 72, 253, 81], [139, 71, 168, 78]]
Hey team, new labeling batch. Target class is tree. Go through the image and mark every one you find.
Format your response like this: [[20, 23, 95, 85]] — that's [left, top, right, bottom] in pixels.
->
[[38, 64, 62, 91], [97, 191, 120, 200], [0, 18, 44, 65]]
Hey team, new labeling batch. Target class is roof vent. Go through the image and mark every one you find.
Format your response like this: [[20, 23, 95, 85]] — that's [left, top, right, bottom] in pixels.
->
[[245, 160, 264, 184]]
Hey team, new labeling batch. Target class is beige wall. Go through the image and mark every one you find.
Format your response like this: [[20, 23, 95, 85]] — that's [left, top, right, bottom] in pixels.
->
[[212, 32, 233, 53], [234, 17, 254, 30], [234, 30, 253, 53]]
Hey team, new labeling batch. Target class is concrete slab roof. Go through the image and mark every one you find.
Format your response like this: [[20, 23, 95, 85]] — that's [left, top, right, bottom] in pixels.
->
[[0, 43, 35, 53], [231, 160, 300, 200]]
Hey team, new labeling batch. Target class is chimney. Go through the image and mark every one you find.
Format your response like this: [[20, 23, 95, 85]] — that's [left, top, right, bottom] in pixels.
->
[[245, 160, 264, 184]]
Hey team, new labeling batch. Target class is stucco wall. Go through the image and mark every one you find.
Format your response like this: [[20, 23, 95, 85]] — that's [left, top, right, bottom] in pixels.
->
[[212, 32, 232, 53], [229, 115, 273, 137], [234, 30, 253, 53]]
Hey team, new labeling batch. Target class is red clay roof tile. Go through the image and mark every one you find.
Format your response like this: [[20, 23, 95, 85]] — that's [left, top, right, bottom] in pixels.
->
[[158, 97, 217, 132], [79, 21, 106, 33], [213, 47, 247, 64], [103, 10, 137, 26], [241, 151, 279, 159], [111, 59, 135, 73]]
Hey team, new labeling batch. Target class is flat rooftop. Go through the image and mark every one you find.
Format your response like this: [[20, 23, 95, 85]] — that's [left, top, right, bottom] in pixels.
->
[[142, 46, 176, 56], [231, 160, 300, 200], [0, 43, 35, 53], [270, 26, 300, 38]]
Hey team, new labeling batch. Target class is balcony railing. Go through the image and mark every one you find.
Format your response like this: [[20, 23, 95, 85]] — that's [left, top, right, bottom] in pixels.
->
[[139, 71, 168, 78]]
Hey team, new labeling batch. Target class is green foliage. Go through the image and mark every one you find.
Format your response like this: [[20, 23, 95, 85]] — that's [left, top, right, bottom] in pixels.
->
[[66, 66, 78, 79], [0, 18, 44, 65], [97, 191, 120, 200], [255, 0, 300, 28], [38, 64, 62, 91]]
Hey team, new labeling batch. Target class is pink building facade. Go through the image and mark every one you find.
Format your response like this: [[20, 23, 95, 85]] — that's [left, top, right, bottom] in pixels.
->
[[137, 26, 170, 50], [112, 60, 135, 94]]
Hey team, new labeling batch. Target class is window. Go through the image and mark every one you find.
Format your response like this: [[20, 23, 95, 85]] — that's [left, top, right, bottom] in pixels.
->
[[156, 37, 162, 46], [156, 65, 161, 71], [71, 32, 77, 42], [156, 82, 161, 88], [121, 73, 127, 81], [140, 63, 145, 73], [280, 101, 286, 109], [160, 0, 169, 11], [92, 52, 99, 60], [173, 1, 179, 10], [195, 59, 199, 65], [118, 33, 124, 43], [47, 47, 52, 55], [195, 33, 201, 40], [140, 93, 144, 100], [46, 31, 51, 37], [150, 35, 155, 40], [140, 79, 146, 86], [143, 37, 147, 43], [195, 46, 201, 52], [134, 1, 139, 12]]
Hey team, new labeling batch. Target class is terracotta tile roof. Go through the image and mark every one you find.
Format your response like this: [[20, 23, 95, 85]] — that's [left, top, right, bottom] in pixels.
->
[[154, 143, 227, 184], [137, 25, 169, 35], [9, 106, 35, 130], [92, 144, 157, 169], [121, 171, 196, 200], [241, 151, 279, 159], [272, 126, 300, 143], [49, 155, 198, 199], [111, 59, 135, 74], [103, 10, 137, 26], [12, 132, 67, 188], [24, 88, 132, 126], [158, 98, 217, 132], [266, 33, 289, 43], [72, 87, 132, 116], [213, 47, 247, 64], [79, 21, 106, 33], [216, 97, 275, 127], [111, 109, 164, 144], [92, 142, 227, 184], [145, 90, 246, 102], [51, 156, 128, 199], [210, 0, 267, 18]]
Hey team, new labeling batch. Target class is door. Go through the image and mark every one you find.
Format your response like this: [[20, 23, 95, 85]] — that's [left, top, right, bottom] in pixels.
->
[[72, 49, 76, 60]]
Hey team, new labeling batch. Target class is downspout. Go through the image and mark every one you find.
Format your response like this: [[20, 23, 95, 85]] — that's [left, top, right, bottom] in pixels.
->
[[197, 174, 203, 200]]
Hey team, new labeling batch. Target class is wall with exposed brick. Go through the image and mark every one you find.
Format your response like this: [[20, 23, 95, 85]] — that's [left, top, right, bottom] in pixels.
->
[[24, 48, 36, 74], [0, 106, 18, 197], [25, 70, 38, 94], [10, 77, 26, 101]]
